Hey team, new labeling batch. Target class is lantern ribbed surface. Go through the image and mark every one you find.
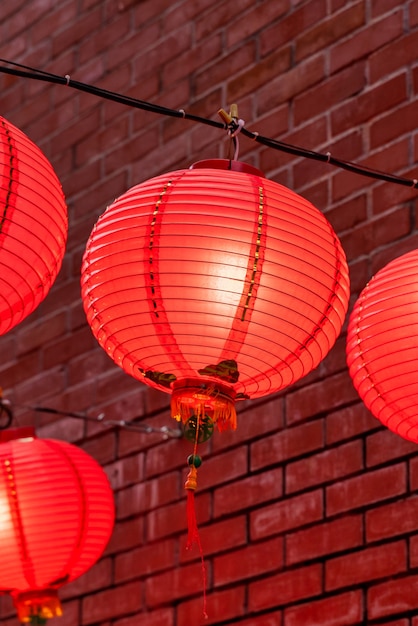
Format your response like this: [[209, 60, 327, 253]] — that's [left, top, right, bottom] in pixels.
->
[[0, 116, 67, 335], [82, 160, 349, 406], [347, 249, 418, 443], [0, 429, 114, 614]]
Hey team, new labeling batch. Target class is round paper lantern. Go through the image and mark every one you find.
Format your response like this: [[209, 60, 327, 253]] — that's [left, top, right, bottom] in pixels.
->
[[0, 428, 114, 623], [347, 248, 418, 442], [81, 159, 350, 432], [0, 116, 67, 335]]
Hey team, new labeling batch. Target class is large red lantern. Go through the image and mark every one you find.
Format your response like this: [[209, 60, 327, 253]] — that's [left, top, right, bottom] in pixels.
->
[[347, 248, 418, 442], [0, 428, 114, 623], [81, 160, 350, 433], [0, 116, 67, 335]]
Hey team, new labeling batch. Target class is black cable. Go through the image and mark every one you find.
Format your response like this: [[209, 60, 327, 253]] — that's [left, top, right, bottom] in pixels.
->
[[30, 405, 183, 438], [0, 59, 417, 189]]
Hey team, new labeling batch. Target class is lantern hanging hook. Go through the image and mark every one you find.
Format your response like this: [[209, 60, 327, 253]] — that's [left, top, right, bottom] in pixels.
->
[[0, 388, 13, 430], [218, 104, 245, 161]]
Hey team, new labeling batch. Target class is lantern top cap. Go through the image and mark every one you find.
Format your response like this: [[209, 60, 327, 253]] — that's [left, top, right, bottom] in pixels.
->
[[190, 159, 265, 178], [0, 427, 36, 443]]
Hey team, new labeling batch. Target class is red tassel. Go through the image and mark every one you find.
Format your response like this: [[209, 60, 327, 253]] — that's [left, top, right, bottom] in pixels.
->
[[186, 488, 202, 550], [185, 466, 208, 619]]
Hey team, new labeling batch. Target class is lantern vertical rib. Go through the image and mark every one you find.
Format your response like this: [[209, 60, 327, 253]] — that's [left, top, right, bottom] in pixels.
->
[[241, 185, 264, 322]]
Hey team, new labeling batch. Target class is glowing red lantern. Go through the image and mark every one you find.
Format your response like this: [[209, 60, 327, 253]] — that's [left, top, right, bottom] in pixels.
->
[[0, 116, 67, 335], [0, 428, 114, 623], [81, 160, 350, 432], [347, 248, 418, 442]]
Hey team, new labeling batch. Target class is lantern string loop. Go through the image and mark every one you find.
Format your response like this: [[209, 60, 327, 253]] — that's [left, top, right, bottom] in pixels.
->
[[0, 58, 418, 189]]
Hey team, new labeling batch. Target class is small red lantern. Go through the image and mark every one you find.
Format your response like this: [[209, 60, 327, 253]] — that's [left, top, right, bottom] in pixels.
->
[[0, 428, 114, 623], [0, 116, 67, 335], [347, 249, 418, 442], [81, 160, 350, 432]]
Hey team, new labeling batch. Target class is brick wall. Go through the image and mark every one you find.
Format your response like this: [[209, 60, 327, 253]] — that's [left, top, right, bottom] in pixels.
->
[[1, 0, 418, 624]]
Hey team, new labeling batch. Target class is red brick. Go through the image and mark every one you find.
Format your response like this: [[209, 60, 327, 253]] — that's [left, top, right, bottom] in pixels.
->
[[177, 587, 246, 626], [117, 471, 179, 518], [286, 514, 363, 565], [369, 31, 418, 83], [407, 534, 418, 568], [0, 350, 39, 389], [409, 456, 418, 490], [366, 495, 418, 542], [195, 0, 255, 41], [115, 538, 175, 583], [213, 396, 284, 452], [260, 0, 327, 56], [326, 540, 407, 590], [16, 310, 67, 355], [214, 467, 283, 517], [285, 590, 363, 626], [198, 446, 248, 490], [251, 419, 323, 471], [145, 559, 210, 607], [412, 0, 418, 25], [286, 372, 358, 424], [295, 3, 365, 62], [82, 581, 142, 624], [372, 173, 418, 217], [331, 74, 407, 136], [214, 537, 283, 586], [227, 46, 292, 104], [332, 139, 411, 202], [82, 431, 117, 465], [226, 0, 290, 48], [368, 574, 418, 620], [105, 452, 144, 491], [260, 114, 327, 175], [251, 490, 323, 540], [146, 492, 211, 542], [105, 517, 144, 556], [78, 13, 131, 65], [326, 402, 378, 444], [162, 0, 215, 32], [163, 34, 222, 88], [113, 608, 173, 626], [330, 10, 404, 74], [326, 463, 407, 515], [249, 563, 322, 611], [52, 6, 102, 57], [339, 206, 412, 262], [286, 440, 363, 493], [237, 615, 283, 626], [257, 53, 325, 117], [43, 326, 97, 369], [367, 429, 418, 467], [61, 557, 112, 599], [180, 515, 247, 563]]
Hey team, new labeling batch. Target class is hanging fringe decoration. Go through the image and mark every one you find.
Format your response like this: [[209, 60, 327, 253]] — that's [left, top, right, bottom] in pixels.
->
[[184, 407, 208, 619]]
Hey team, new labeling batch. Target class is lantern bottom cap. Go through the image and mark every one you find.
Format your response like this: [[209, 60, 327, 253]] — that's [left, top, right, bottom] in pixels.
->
[[13, 589, 63, 623], [171, 377, 237, 432]]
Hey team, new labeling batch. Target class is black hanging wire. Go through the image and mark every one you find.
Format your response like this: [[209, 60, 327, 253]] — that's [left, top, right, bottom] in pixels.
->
[[0, 395, 182, 439], [1, 59, 417, 190]]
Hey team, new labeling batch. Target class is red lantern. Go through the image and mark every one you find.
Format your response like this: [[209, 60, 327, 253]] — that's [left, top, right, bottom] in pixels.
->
[[81, 160, 350, 432], [0, 428, 114, 623], [347, 248, 418, 442], [0, 116, 67, 335]]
